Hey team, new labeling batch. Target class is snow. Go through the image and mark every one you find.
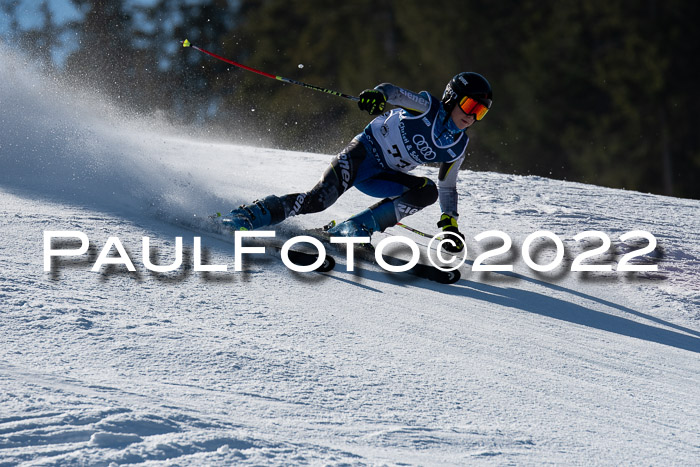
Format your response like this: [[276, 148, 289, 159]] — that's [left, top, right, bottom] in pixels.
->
[[2, 47, 700, 465]]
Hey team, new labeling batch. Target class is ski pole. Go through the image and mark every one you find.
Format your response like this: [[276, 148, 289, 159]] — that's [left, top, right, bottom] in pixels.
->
[[181, 39, 359, 102], [396, 222, 439, 239]]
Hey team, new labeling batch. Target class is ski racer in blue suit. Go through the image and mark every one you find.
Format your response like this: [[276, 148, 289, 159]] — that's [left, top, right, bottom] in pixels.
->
[[226, 72, 492, 253]]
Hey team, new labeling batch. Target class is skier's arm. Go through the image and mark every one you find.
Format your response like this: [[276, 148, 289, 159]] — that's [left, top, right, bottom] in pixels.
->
[[357, 83, 431, 115], [436, 155, 466, 253], [374, 83, 431, 114], [437, 155, 464, 218]]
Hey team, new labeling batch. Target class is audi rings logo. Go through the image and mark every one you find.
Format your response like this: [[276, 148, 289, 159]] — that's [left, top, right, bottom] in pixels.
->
[[412, 134, 436, 160]]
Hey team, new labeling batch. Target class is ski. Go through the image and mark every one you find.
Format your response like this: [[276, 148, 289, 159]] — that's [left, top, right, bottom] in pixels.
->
[[354, 241, 460, 284], [277, 246, 336, 273], [208, 212, 336, 273], [366, 249, 460, 284], [306, 226, 460, 285]]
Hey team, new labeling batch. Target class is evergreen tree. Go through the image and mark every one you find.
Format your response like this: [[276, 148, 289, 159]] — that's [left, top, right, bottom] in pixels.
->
[[1, 0, 697, 198]]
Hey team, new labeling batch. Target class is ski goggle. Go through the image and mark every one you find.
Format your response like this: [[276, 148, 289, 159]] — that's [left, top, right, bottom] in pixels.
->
[[459, 96, 491, 121]]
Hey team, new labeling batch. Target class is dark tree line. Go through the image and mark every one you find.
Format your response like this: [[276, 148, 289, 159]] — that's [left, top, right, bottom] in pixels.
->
[[2, 0, 698, 199]]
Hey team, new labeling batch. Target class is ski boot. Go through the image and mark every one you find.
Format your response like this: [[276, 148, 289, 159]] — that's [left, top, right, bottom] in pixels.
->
[[222, 195, 284, 231], [327, 199, 397, 237], [326, 208, 380, 237]]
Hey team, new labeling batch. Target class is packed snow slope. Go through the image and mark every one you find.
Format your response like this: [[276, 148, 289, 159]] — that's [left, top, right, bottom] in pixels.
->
[[1, 49, 699, 465]]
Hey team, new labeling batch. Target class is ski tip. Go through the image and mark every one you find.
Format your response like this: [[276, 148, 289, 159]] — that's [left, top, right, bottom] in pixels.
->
[[317, 255, 336, 273], [444, 270, 461, 284], [182, 38, 191, 48]]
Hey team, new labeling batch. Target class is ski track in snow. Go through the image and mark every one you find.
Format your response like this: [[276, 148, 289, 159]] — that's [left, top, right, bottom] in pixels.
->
[[1, 48, 700, 465]]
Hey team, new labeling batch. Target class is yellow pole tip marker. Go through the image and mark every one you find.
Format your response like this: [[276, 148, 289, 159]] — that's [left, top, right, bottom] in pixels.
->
[[182, 39, 191, 48]]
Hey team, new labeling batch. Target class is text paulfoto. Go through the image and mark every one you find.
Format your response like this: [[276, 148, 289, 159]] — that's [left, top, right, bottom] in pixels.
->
[[43, 229, 659, 276]]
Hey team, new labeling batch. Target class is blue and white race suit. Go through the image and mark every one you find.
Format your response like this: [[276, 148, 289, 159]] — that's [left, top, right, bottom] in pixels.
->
[[269, 84, 469, 230]]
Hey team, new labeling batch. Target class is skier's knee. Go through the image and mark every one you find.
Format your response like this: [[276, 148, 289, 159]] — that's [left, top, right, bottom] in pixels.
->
[[405, 177, 437, 208], [421, 178, 438, 207]]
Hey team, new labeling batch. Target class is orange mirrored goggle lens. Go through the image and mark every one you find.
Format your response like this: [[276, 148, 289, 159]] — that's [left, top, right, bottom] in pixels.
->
[[459, 96, 490, 121]]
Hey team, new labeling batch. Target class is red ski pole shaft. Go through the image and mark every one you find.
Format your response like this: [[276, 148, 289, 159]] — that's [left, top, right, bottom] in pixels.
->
[[181, 39, 359, 102]]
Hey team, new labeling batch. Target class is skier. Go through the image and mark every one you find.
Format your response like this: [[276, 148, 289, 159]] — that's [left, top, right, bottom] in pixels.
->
[[225, 72, 492, 253]]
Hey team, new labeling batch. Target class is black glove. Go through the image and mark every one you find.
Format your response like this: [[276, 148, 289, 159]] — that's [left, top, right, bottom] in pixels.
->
[[358, 89, 387, 115], [437, 214, 465, 253]]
